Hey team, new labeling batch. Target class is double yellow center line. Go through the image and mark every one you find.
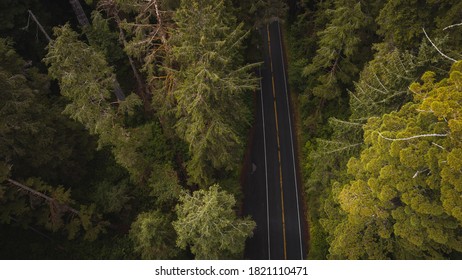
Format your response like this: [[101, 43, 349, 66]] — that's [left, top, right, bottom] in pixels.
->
[[267, 24, 287, 260]]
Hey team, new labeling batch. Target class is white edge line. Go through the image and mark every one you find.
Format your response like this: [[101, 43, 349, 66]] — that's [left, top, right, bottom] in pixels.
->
[[259, 66, 271, 260], [276, 20, 303, 260]]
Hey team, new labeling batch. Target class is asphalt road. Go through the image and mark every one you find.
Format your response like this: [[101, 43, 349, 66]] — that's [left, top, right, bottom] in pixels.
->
[[243, 20, 306, 260]]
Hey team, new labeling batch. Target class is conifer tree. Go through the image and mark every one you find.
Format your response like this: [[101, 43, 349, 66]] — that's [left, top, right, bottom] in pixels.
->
[[173, 185, 255, 259], [44, 24, 169, 183], [303, 0, 368, 100], [170, 0, 258, 186]]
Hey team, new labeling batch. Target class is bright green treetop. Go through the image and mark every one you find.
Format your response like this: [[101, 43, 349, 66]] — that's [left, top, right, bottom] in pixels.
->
[[173, 185, 255, 259], [330, 62, 462, 259]]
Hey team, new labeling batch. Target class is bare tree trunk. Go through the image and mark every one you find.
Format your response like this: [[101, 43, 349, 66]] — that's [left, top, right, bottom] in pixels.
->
[[27, 10, 52, 43], [69, 0, 90, 26], [151, 0, 168, 45], [378, 132, 448, 141], [6, 179, 80, 216]]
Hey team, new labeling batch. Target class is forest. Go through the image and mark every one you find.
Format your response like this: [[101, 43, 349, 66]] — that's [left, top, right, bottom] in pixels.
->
[[1, 0, 462, 260]]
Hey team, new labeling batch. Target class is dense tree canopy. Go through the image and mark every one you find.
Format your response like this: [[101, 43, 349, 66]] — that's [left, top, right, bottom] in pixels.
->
[[2, 0, 462, 260], [0, 37, 105, 243], [1, 0, 256, 259], [288, 0, 462, 260], [332, 63, 462, 259]]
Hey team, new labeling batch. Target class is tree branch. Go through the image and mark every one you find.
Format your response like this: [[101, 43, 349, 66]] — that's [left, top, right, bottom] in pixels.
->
[[422, 28, 456, 63], [27, 10, 52, 43], [323, 143, 363, 154], [6, 179, 80, 216], [151, 0, 168, 45], [68, 0, 90, 26], [443, 22, 462, 31], [377, 132, 448, 141], [431, 142, 445, 150], [329, 118, 364, 126]]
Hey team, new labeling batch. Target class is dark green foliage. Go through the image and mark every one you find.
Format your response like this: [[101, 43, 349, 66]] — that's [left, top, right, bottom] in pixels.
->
[[247, 0, 288, 24], [1, 38, 107, 242], [376, 0, 433, 49], [170, 0, 258, 186], [1, 0, 256, 260], [129, 211, 180, 259], [84, 11, 125, 65], [303, 1, 368, 99], [307, 41, 452, 260]]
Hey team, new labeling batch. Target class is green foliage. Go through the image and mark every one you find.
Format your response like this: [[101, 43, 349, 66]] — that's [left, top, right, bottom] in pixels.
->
[[171, 0, 258, 186], [45, 24, 131, 142], [329, 63, 462, 259], [44, 24, 176, 184], [129, 211, 180, 259], [376, 0, 462, 52], [247, 0, 288, 23], [0, 177, 106, 241], [91, 179, 131, 214], [85, 11, 125, 64], [0, 38, 52, 166], [173, 185, 255, 259], [303, 0, 369, 100], [349, 38, 450, 120], [148, 163, 182, 208], [0, 38, 108, 241], [2, 0, 257, 260], [376, 0, 433, 49], [304, 34, 452, 258]]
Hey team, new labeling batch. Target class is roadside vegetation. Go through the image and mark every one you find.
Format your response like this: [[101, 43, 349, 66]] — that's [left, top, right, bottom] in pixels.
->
[[2, 0, 462, 260], [287, 0, 462, 259], [1, 0, 258, 259]]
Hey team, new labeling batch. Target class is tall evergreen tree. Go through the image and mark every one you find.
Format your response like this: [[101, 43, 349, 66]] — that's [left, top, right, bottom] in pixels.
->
[[303, 0, 369, 100], [170, 0, 258, 186], [173, 185, 255, 259]]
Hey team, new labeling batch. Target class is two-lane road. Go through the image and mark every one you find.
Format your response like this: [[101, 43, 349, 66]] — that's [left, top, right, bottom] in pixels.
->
[[244, 20, 306, 260]]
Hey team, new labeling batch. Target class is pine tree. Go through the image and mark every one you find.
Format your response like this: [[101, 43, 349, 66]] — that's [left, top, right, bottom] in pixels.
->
[[376, 0, 442, 50], [44, 24, 171, 183], [173, 185, 255, 259], [170, 0, 258, 186], [303, 0, 369, 100]]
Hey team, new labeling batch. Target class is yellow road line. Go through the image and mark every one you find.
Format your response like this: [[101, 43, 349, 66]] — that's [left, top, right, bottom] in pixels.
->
[[267, 24, 287, 260]]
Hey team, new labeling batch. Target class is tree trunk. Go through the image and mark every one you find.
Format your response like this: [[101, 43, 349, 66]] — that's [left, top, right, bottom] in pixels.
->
[[69, 0, 90, 26], [6, 179, 80, 216]]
